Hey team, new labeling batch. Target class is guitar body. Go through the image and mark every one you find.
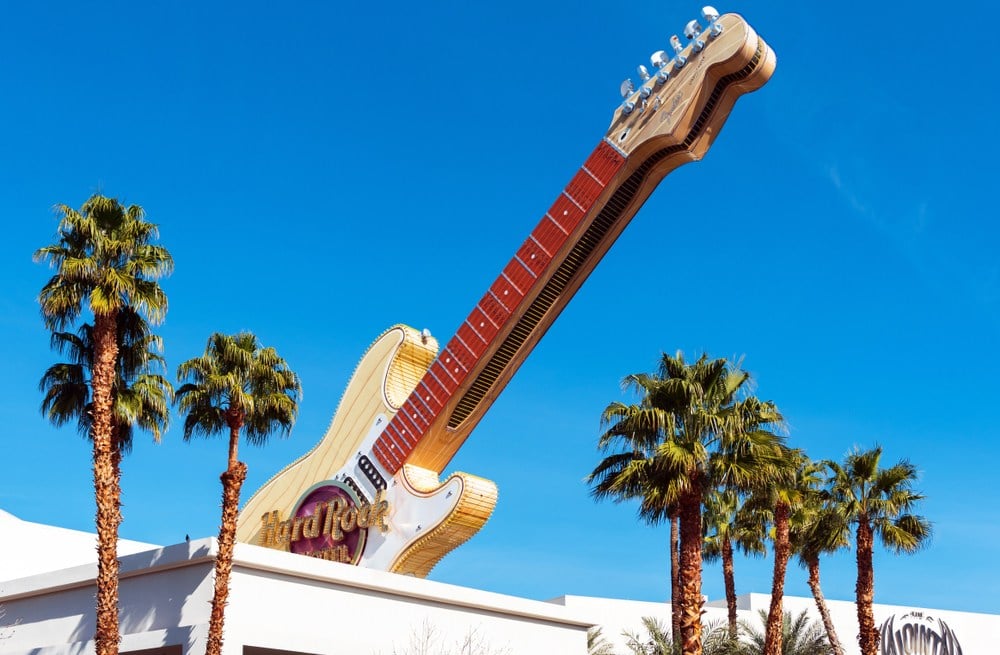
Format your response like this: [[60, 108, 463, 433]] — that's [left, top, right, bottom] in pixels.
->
[[236, 12, 775, 577], [235, 325, 498, 577]]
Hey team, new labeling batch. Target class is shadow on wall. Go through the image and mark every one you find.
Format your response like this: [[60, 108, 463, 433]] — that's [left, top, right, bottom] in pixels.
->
[[4, 541, 212, 655]]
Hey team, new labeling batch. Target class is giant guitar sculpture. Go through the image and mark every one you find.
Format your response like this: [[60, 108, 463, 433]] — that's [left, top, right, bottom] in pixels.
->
[[235, 7, 776, 576]]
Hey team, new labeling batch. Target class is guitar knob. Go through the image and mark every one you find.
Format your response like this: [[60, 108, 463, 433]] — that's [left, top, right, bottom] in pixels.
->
[[700, 7, 722, 38], [685, 20, 706, 51], [620, 78, 635, 99]]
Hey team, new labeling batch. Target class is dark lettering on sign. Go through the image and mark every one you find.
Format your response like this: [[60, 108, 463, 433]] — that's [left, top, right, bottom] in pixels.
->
[[879, 614, 964, 655]]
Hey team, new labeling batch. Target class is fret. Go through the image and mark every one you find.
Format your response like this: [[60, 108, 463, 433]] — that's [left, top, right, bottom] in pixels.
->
[[584, 141, 625, 185], [385, 422, 413, 449], [488, 276, 524, 313], [455, 324, 487, 357], [423, 369, 452, 405], [417, 380, 444, 414], [580, 165, 603, 185], [467, 308, 500, 341], [405, 403, 431, 431], [439, 347, 471, 385], [532, 214, 570, 255], [430, 359, 460, 391], [395, 411, 422, 441], [443, 342, 476, 375], [549, 194, 585, 232], [502, 259, 535, 295], [515, 237, 551, 277], [383, 439, 404, 466], [565, 167, 604, 209], [383, 420, 411, 450], [478, 292, 510, 328], [373, 441, 399, 470], [410, 392, 437, 423]]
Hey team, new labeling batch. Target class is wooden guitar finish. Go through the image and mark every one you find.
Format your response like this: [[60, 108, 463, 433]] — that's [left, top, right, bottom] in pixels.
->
[[236, 12, 775, 576]]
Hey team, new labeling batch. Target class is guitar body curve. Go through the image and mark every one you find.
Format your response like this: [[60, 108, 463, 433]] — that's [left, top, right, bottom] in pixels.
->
[[236, 324, 498, 577]]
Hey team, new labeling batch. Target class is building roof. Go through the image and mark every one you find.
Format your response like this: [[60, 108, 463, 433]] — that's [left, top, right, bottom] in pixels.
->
[[0, 508, 158, 583]]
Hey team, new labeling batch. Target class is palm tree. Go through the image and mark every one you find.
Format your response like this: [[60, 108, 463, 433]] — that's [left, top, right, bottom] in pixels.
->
[[624, 617, 675, 655], [588, 378, 685, 645], [790, 486, 849, 655], [588, 626, 617, 655], [743, 449, 820, 655], [702, 489, 767, 639], [744, 609, 831, 655], [35, 195, 172, 655], [175, 332, 301, 655], [824, 447, 931, 655], [40, 308, 172, 466], [592, 353, 785, 655]]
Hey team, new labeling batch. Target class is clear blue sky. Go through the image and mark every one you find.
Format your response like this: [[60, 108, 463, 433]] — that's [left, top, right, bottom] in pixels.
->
[[2, 1, 997, 614]]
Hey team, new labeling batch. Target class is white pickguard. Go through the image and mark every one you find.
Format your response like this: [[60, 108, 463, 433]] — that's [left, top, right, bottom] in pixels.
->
[[336, 415, 463, 571]]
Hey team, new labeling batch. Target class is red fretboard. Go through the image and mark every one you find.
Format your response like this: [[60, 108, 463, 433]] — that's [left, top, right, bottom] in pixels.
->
[[372, 140, 627, 474]]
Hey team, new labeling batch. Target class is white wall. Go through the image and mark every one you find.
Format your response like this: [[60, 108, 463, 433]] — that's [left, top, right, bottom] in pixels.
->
[[0, 539, 593, 655]]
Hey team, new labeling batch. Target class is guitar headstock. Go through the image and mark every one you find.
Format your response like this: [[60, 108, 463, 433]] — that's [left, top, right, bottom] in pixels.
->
[[606, 7, 775, 162]]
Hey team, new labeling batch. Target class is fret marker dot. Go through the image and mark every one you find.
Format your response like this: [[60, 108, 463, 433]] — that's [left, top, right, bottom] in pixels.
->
[[563, 210, 568, 215], [454, 367, 459, 373], [479, 321, 485, 327]]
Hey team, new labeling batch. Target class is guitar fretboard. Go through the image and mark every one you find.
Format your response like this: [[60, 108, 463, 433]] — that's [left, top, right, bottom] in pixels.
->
[[372, 140, 626, 474]]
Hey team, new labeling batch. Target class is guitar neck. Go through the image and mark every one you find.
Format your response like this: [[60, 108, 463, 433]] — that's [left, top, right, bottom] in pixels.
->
[[372, 139, 634, 474], [371, 20, 770, 474]]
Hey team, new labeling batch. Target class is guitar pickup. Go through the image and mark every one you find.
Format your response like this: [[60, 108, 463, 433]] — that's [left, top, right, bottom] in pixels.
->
[[358, 455, 388, 492], [342, 475, 369, 504]]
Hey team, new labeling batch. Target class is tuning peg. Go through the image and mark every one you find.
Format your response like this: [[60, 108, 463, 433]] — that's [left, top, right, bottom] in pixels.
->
[[702, 6, 723, 37], [637, 65, 651, 82], [670, 36, 687, 67], [639, 85, 652, 99], [685, 20, 706, 52], [649, 51, 671, 83], [620, 79, 636, 114]]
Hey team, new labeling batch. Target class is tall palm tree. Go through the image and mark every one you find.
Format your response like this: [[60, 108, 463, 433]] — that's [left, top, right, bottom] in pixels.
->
[[175, 332, 301, 655], [40, 308, 172, 463], [592, 353, 785, 655], [744, 609, 831, 655], [825, 447, 931, 655], [702, 489, 767, 639], [588, 375, 685, 645], [35, 195, 172, 655], [790, 497, 849, 655], [746, 449, 820, 655]]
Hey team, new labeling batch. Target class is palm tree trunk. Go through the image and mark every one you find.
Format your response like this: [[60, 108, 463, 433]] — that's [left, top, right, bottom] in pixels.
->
[[855, 518, 878, 655], [670, 509, 681, 645], [764, 501, 791, 655], [206, 425, 246, 655], [722, 537, 737, 639], [91, 312, 120, 655], [806, 554, 844, 655], [678, 475, 704, 655]]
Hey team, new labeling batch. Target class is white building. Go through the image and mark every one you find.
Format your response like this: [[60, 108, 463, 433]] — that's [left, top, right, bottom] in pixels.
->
[[1, 509, 995, 655]]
